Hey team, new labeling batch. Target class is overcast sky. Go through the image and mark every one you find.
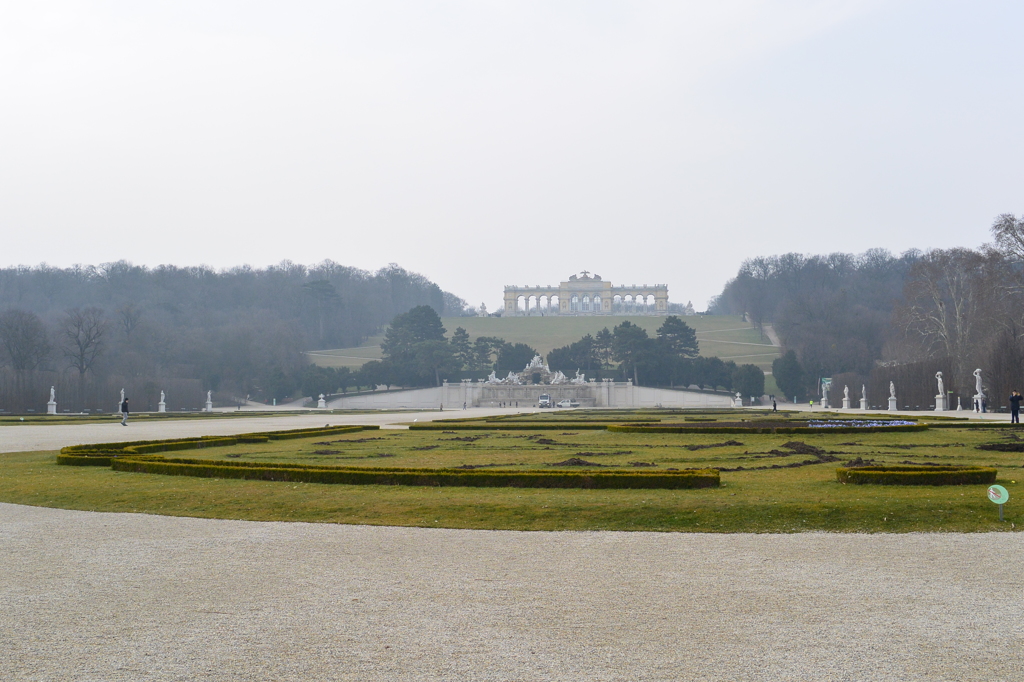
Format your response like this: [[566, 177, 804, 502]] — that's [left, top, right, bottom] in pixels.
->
[[2, 1, 1021, 311]]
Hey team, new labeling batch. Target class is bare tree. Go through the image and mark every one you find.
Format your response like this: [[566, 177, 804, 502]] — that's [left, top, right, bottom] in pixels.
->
[[991, 214, 1024, 262], [117, 302, 143, 341], [0, 309, 51, 370], [896, 248, 1002, 387], [60, 307, 107, 378]]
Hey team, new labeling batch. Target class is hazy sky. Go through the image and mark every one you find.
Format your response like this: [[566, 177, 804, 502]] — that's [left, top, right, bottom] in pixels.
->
[[2, 1, 1022, 311]]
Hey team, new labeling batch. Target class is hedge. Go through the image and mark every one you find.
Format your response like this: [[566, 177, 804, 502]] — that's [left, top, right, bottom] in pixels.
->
[[408, 422, 617, 431], [57, 425, 378, 465], [607, 424, 928, 435], [923, 421, 1017, 429], [110, 457, 720, 489], [836, 465, 997, 486]]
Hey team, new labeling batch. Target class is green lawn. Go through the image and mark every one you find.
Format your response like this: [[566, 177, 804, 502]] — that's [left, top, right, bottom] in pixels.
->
[[306, 314, 781, 371], [3, 412, 1022, 532]]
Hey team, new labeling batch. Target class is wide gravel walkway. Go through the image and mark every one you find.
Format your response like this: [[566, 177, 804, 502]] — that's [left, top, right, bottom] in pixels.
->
[[2, 503, 1021, 681]]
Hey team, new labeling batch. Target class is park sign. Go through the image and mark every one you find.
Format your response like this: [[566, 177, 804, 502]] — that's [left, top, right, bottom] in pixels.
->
[[988, 485, 1009, 505]]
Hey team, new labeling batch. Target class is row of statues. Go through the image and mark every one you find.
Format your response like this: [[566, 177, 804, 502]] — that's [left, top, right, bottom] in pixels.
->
[[822, 369, 987, 412], [485, 356, 587, 385]]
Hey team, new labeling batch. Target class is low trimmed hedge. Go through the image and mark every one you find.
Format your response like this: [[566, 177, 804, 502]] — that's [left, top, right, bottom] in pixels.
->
[[608, 424, 928, 435], [57, 425, 378, 465], [408, 422, 616, 431], [110, 457, 720, 489], [836, 465, 997, 486]]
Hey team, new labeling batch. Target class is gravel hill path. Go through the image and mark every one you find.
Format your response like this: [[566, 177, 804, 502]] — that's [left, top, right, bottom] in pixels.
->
[[2, 503, 1021, 681]]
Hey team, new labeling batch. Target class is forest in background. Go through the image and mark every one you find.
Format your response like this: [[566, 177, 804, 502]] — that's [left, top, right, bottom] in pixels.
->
[[712, 214, 1024, 410], [0, 261, 468, 412]]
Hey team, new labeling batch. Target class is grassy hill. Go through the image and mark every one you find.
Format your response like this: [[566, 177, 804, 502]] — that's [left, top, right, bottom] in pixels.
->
[[306, 314, 780, 371]]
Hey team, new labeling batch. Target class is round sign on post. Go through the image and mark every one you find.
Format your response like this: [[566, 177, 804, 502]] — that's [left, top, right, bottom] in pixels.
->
[[988, 485, 1009, 505]]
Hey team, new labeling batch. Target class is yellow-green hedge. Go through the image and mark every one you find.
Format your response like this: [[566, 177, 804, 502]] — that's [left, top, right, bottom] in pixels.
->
[[109, 456, 720, 489], [609, 424, 928, 435], [57, 425, 377, 465], [836, 465, 997, 485]]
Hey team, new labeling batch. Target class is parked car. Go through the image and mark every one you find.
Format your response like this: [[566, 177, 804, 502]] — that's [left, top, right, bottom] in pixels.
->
[[556, 399, 580, 408]]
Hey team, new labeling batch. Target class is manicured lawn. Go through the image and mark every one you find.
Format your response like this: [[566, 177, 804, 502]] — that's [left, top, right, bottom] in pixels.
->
[[3, 411, 1022, 532], [305, 314, 781, 371]]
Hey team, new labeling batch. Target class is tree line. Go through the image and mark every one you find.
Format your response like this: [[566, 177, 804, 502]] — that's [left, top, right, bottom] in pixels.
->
[[309, 307, 765, 399], [717, 214, 1024, 409], [0, 261, 468, 412]]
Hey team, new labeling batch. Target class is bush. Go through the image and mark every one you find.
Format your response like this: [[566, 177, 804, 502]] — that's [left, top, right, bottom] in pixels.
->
[[110, 457, 720, 489], [836, 465, 997, 486], [608, 424, 928, 435], [57, 425, 378, 464], [409, 422, 615, 431]]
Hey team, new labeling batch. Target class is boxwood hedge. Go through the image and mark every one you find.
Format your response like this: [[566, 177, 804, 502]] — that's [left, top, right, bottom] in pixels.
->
[[835, 465, 997, 486], [57, 425, 377, 466], [608, 424, 928, 435], [109, 456, 720, 489]]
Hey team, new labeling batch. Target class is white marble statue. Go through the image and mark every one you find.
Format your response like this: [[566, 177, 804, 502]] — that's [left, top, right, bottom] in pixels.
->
[[487, 371, 499, 384], [861, 384, 866, 401], [120, 388, 125, 403], [889, 381, 896, 399], [506, 371, 521, 385], [160, 390, 165, 403], [571, 370, 586, 385], [935, 371, 944, 396], [549, 371, 566, 384], [821, 380, 830, 403], [207, 390, 212, 402], [974, 368, 985, 397], [844, 385, 849, 400], [524, 355, 547, 372], [49, 386, 55, 403]]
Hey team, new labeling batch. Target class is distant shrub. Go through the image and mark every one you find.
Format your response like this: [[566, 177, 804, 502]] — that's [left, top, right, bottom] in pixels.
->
[[836, 465, 996, 486], [57, 425, 378, 464], [109, 457, 720, 489]]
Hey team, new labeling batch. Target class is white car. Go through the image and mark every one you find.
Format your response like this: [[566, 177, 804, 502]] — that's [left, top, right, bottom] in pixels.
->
[[556, 399, 579, 408]]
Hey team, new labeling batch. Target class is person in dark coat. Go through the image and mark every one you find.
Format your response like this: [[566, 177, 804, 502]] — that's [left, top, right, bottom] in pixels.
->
[[120, 398, 129, 426], [1010, 390, 1022, 424]]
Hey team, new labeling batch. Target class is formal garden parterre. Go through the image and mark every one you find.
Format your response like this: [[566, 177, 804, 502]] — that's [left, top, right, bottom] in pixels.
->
[[2, 410, 1022, 532]]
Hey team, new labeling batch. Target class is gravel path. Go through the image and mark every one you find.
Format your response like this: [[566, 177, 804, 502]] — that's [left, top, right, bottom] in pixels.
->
[[0, 407, 518, 454], [2, 503, 1022, 681]]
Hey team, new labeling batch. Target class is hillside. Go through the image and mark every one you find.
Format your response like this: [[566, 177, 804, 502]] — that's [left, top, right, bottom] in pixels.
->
[[306, 314, 780, 371]]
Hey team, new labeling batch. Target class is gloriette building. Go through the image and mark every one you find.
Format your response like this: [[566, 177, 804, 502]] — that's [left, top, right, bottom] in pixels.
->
[[503, 271, 669, 316]]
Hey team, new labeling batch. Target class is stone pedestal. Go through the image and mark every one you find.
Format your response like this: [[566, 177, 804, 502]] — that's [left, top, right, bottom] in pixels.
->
[[842, 398, 850, 409], [47, 401, 57, 415], [821, 399, 829, 409], [317, 394, 327, 409], [860, 398, 868, 410], [158, 401, 166, 413], [888, 397, 898, 411], [733, 394, 743, 407], [934, 394, 947, 411], [205, 400, 213, 412], [956, 397, 962, 411]]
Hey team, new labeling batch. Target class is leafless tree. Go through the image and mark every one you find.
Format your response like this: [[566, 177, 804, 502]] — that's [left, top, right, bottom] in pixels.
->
[[896, 248, 1003, 388], [117, 302, 143, 341], [0, 309, 51, 370], [60, 307, 107, 378], [991, 214, 1024, 262]]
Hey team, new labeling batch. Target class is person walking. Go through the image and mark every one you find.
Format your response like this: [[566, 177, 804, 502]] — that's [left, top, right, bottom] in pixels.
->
[[120, 397, 129, 426], [772, 398, 777, 413], [1010, 390, 1022, 424]]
